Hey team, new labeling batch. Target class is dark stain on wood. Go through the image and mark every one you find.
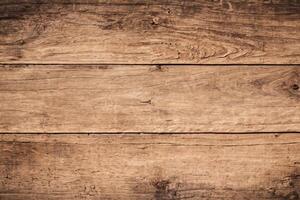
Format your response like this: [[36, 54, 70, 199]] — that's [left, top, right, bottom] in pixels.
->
[[0, 134, 299, 199], [152, 179, 180, 200], [268, 168, 300, 200]]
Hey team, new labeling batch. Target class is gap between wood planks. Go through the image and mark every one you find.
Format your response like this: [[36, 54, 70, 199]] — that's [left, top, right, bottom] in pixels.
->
[[1, 64, 300, 66], [1, 132, 300, 134]]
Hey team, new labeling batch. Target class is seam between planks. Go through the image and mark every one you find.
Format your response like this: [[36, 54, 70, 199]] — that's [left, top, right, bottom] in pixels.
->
[[1, 132, 300, 134], [0, 63, 300, 66]]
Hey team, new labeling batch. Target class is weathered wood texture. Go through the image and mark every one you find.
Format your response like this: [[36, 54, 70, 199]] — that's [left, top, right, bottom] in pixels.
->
[[0, 0, 299, 64], [0, 134, 299, 200], [1, 65, 300, 133]]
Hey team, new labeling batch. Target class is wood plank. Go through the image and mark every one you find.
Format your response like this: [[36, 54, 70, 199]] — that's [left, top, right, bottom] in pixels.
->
[[0, 0, 299, 64], [1, 65, 300, 133], [0, 134, 299, 200]]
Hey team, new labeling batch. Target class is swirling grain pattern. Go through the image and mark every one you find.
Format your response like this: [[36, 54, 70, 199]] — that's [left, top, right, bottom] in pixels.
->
[[0, 0, 299, 64]]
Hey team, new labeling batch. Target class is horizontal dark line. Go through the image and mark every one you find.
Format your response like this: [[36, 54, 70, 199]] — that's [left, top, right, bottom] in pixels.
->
[[1, 131, 300, 135], [0, 63, 300, 66]]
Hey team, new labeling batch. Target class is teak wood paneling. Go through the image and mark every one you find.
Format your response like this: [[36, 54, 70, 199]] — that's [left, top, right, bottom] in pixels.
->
[[0, 134, 299, 200], [0, 0, 299, 64], [1, 65, 300, 133]]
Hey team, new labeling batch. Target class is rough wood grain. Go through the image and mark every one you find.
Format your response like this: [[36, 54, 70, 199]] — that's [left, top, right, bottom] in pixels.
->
[[1, 65, 300, 133], [0, 0, 299, 64], [0, 134, 299, 200]]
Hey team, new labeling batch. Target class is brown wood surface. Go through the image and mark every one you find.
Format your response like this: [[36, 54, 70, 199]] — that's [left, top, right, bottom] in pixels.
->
[[0, 0, 299, 64], [1, 1, 300, 199], [1, 65, 300, 133], [0, 134, 299, 200]]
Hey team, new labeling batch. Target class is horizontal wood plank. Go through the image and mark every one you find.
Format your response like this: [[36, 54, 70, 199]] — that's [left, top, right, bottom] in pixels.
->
[[0, 0, 299, 64], [0, 134, 299, 200], [1, 65, 300, 133]]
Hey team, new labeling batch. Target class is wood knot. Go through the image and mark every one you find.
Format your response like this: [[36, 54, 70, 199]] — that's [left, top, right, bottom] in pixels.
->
[[287, 82, 300, 97], [280, 70, 300, 97], [291, 84, 299, 91], [151, 17, 160, 25]]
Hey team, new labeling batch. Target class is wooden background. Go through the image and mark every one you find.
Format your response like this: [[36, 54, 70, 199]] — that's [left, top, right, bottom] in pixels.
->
[[0, 0, 300, 199]]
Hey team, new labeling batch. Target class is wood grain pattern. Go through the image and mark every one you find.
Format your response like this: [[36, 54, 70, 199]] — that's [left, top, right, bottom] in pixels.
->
[[0, 134, 299, 200], [0, 0, 299, 64], [1, 1, 300, 200], [1, 65, 300, 133]]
